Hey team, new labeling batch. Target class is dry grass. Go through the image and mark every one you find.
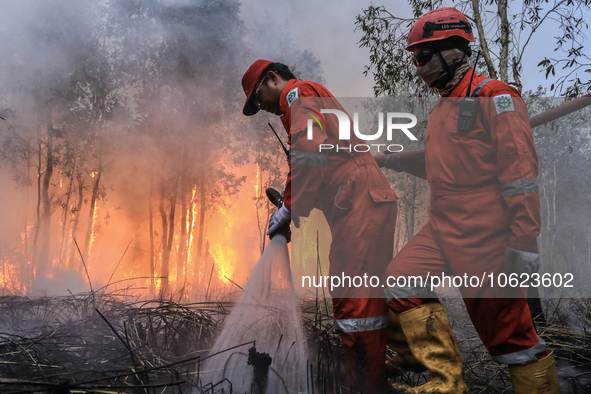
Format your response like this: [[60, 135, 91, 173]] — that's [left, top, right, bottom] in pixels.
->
[[0, 292, 229, 393], [0, 292, 589, 393]]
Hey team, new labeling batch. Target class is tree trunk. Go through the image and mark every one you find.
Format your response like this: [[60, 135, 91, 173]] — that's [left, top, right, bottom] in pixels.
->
[[31, 129, 43, 281], [68, 175, 85, 271], [256, 163, 266, 254], [158, 181, 169, 295], [176, 151, 188, 291], [176, 180, 188, 291], [149, 174, 156, 296], [394, 217, 403, 254], [21, 187, 30, 292], [406, 176, 417, 239], [196, 171, 206, 287], [38, 113, 55, 281], [512, 57, 523, 93], [161, 175, 178, 296], [498, 0, 510, 83], [550, 161, 557, 273], [185, 186, 196, 286], [83, 167, 102, 265], [470, 0, 498, 79], [59, 160, 76, 267]]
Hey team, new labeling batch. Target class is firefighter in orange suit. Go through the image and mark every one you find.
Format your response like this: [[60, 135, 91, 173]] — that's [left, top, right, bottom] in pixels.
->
[[242, 60, 397, 393], [382, 7, 561, 394]]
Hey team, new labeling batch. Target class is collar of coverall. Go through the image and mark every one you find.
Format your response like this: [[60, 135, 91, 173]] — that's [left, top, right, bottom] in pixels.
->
[[278, 79, 299, 118]]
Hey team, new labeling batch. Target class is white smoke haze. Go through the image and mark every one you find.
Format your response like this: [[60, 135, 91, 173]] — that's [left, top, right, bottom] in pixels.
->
[[0, 0, 329, 298]]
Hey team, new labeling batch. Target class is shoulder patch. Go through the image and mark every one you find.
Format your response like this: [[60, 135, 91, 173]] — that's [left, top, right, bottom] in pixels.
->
[[286, 87, 299, 108], [493, 94, 515, 115]]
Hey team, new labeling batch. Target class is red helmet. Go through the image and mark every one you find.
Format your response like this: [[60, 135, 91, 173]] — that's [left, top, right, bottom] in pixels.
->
[[406, 7, 475, 51], [242, 59, 273, 116]]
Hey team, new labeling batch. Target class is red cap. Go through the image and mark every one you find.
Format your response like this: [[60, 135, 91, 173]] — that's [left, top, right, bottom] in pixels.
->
[[242, 59, 273, 116], [406, 8, 474, 51]]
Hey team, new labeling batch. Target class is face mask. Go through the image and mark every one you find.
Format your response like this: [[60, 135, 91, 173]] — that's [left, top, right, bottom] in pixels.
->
[[416, 53, 447, 88], [416, 48, 467, 89]]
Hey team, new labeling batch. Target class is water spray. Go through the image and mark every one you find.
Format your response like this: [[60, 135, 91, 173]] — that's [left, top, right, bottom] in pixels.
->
[[199, 184, 308, 394]]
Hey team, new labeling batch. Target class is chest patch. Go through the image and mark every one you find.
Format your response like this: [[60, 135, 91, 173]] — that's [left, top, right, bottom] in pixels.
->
[[286, 87, 299, 108], [493, 94, 515, 115]]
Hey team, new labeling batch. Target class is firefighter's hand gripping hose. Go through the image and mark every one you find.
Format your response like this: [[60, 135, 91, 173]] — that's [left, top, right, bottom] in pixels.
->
[[505, 247, 540, 277], [266, 205, 300, 243], [267, 205, 291, 236]]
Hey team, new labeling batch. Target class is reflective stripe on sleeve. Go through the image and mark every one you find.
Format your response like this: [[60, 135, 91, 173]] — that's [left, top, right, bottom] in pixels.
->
[[492, 335, 546, 365], [501, 178, 539, 198], [333, 314, 388, 333], [289, 150, 328, 168], [470, 78, 493, 97]]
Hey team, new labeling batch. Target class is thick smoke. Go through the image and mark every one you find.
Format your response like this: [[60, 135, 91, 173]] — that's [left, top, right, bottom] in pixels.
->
[[0, 0, 324, 298]]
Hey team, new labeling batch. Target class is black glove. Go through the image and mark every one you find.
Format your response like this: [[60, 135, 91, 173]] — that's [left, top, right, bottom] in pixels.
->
[[384, 154, 406, 172], [505, 247, 540, 276]]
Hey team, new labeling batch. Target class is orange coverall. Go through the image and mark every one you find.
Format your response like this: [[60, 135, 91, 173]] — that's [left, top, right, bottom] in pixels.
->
[[279, 79, 397, 391], [385, 70, 546, 364]]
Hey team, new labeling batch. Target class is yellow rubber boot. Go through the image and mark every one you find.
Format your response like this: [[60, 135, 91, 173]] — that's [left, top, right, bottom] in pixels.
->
[[385, 310, 426, 377], [508, 350, 561, 394], [390, 303, 468, 394]]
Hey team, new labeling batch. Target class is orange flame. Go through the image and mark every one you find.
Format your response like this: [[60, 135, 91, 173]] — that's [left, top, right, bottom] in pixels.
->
[[89, 202, 99, 256]]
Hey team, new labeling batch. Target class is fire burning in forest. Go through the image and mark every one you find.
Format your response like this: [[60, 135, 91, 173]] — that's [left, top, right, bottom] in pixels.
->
[[0, 0, 288, 300], [1, 157, 277, 299]]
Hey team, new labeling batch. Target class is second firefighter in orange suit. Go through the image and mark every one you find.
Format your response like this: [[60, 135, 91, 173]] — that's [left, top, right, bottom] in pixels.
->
[[241, 60, 397, 393], [382, 7, 561, 394]]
